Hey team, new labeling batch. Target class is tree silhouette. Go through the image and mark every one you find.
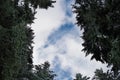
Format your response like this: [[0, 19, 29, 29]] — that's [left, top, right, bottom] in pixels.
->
[[73, 0, 120, 74], [92, 68, 120, 80], [0, 0, 55, 80], [74, 73, 90, 80]]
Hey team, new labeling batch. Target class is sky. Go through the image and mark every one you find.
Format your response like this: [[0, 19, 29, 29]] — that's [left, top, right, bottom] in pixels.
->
[[31, 0, 108, 80]]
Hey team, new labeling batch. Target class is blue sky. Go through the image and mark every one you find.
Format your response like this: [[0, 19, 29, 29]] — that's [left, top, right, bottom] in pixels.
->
[[32, 0, 108, 80]]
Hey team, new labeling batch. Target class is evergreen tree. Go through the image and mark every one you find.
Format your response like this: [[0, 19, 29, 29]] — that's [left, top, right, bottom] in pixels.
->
[[33, 62, 56, 80], [73, 0, 120, 74], [0, 0, 55, 80], [92, 68, 120, 80], [74, 73, 90, 80], [17, 62, 56, 80]]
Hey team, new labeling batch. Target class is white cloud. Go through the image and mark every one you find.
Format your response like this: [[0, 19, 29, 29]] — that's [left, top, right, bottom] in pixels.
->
[[32, 0, 108, 80], [33, 26, 108, 79], [45, 32, 107, 79], [32, 0, 67, 64], [54, 34, 108, 78]]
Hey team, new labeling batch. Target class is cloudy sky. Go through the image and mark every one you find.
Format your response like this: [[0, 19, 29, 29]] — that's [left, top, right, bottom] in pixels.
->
[[32, 0, 107, 80]]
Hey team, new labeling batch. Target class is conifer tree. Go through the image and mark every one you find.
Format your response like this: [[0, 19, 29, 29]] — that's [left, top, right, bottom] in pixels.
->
[[0, 0, 55, 80], [74, 73, 90, 80], [73, 0, 120, 74]]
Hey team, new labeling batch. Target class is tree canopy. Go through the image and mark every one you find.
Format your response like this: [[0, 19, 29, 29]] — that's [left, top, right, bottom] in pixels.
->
[[74, 73, 90, 80], [1, 0, 120, 79], [0, 0, 55, 80], [73, 0, 120, 74], [92, 68, 120, 80]]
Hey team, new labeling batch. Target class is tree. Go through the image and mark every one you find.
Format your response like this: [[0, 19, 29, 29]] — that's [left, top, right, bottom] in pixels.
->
[[92, 69, 110, 80], [17, 62, 56, 80], [0, 0, 56, 80], [73, 0, 120, 74], [92, 68, 120, 80], [33, 62, 56, 80], [0, 0, 56, 29], [74, 73, 90, 80]]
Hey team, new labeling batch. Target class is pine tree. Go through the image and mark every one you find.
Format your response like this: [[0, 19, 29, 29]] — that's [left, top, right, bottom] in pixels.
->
[[0, 0, 55, 80]]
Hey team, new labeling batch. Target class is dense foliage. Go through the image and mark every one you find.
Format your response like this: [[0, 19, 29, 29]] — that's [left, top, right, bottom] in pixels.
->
[[73, 0, 120, 74], [92, 68, 120, 80], [17, 61, 56, 80], [0, 0, 55, 80], [75, 68, 120, 80], [74, 73, 90, 80]]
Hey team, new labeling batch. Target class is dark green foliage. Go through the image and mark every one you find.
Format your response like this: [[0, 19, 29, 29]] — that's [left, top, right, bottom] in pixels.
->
[[0, 26, 13, 80], [92, 69, 111, 80], [0, 0, 56, 28], [74, 73, 90, 80], [33, 62, 56, 80], [92, 68, 120, 80], [16, 62, 56, 80], [27, 0, 56, 9], [73, 0, 120, 73], [74, 69, 120, 80], [0, 22, 34, 80], [0, 0, 55, 80]]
